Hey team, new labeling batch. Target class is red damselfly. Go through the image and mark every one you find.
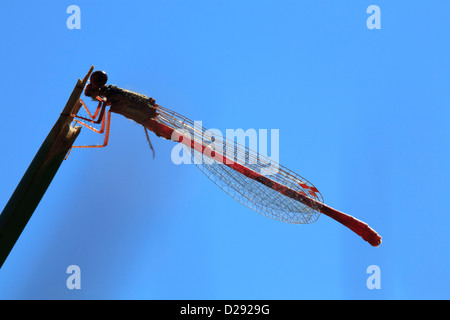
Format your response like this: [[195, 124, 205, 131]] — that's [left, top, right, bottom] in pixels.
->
[[69, 70, 382, 247]]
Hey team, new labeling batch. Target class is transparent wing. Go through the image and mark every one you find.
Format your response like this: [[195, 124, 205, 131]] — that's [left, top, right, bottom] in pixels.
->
[[156, 105, 323, 224]]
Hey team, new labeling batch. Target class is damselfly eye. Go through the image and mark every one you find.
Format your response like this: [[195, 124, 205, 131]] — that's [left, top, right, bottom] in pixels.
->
[[90, 71, 108, 87]]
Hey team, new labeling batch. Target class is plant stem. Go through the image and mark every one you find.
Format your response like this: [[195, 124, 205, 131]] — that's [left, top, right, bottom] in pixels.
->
[[0, 66, 94, 268]]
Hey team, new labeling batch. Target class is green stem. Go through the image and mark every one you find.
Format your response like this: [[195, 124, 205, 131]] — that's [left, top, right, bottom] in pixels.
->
[[0, 66, 94, 268]]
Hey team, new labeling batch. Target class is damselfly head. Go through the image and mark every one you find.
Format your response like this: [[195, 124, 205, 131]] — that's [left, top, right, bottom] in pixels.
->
[[90, 70, 108, 88], [85, 70, 108, 98]]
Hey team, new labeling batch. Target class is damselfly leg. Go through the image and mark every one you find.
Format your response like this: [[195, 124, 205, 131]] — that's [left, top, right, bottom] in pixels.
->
[[74, 97, 106, 125], [65, 97, 112, 159]]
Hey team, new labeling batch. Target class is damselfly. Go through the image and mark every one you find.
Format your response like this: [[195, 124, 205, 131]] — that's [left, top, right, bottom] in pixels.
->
[[69, 70, 382, 247]]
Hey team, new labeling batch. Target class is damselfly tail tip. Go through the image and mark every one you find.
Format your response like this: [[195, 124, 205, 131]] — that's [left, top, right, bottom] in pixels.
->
[[366, 231, 382, 247]]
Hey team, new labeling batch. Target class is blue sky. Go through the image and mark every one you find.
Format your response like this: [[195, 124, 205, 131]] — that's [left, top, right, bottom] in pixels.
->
[[0, 1, 449, 299]]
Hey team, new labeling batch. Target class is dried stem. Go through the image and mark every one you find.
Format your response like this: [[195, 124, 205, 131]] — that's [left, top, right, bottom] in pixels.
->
[[0, 66, 94, 268]]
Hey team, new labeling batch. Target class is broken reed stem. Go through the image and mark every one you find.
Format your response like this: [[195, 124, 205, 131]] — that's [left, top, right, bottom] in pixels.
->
[[0, 66, 94, 268]]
